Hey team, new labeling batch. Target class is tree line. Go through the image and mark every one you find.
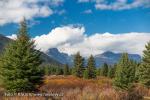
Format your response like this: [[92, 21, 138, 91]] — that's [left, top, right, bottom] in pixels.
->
[[71, 43, 150, 90], [0, 20, 150, 92]]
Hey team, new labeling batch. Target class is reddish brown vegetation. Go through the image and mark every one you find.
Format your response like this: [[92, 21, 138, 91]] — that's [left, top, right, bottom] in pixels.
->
[[1, 75, 150, 100]]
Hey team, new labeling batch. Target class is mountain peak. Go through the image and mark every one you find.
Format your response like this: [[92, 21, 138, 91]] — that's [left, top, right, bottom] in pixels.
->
[[47, 48, 59, 53], [46, 48, 72, 65], [102, 51, 114, 55]]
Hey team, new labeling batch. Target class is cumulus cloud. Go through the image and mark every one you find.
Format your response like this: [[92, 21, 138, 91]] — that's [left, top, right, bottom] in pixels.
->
[[78, 0, 150, 10], [57, 32, 150, 57], [95, 0, 150, 10], [7, 34, 17, 40], [33, 26, 150, 57], [83, 9, 92, 14], [34, 25, 85, 52], [55, 9, 66, 15], [49, 0, 64, 6], [78, 0, 90, 3], [0, 0, 64, 25]]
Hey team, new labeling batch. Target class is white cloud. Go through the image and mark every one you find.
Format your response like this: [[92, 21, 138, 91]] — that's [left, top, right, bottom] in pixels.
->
[[84, 32, 150, 56], [95, 0, 150, 10], [0, 0, 64, 25], [55, 9, 66, 15], [49, 0, 64, 6], [78, 0, 150, 10], [33, 26, 150, 57], [7, 34, 17, 40], [34, 25, 85, 52], [78, 0, 90, 3], [83, 9, 92, 14]]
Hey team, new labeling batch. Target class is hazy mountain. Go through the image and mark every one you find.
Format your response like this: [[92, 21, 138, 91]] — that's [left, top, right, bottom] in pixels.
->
[[0, 34, 62, 66], [0, 34, 11, 53], [46, 49, 141, 67], [46, 48, 73, 65], [40, 53, 62, 66], [94, 51, 141, 66]]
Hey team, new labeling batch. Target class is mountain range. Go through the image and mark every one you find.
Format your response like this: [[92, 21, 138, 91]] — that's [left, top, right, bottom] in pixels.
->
[[46, 48, 141, 67], [0, 34, 141, 67], [94, 51, 141, 66]]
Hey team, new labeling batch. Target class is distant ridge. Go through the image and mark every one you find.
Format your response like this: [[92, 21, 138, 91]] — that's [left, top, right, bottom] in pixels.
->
[[94, 51, 141, 66], [0, 34, 11, 53], [46, 48, 73, 65], [46, 49, 141, 67]]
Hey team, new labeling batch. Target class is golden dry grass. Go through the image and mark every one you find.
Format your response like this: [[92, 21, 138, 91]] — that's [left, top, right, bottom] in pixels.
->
[[1, 75, 150, 100], [40, 75, 121, 100]]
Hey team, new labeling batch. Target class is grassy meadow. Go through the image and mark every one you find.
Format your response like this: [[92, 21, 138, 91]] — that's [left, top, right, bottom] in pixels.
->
[[1, 75, 150, 100]]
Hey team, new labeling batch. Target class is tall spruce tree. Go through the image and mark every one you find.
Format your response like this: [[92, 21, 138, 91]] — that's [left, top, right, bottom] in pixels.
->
[[87, 55, 96, 79], [56, 67, 63, 75], [44, 66, 50, 75], [64, 64, 69, 75], [0, 19, 43, 92], [108, 66, 115, 78], [74, 52, 84, 78], [96, 68, 101, 76], [101, 63, 109, 77], [137, 42, 150, 87], [83, 69, 89, 79], [113, 53, 136, 90]]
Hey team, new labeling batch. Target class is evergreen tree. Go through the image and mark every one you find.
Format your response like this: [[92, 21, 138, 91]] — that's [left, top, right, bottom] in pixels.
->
[[70, 67, 75, 75], [113, 53, 136, 90], [64, 64, 69, 75], [44, 66, 50, 75], [56, 67, 63, 75], [96, 68, 101, 76], [137, 42, 150, 87], [74, 52, 84, 78], [101, 63, 109, 77], [134, 63, 140, 82], [0, 19, 43, 92], [87, 55, 96, 79], [83, 69, 89, 79], [43, 65, 65, 75], [108, 64, 117, 78], [108, 66, 114, 78]]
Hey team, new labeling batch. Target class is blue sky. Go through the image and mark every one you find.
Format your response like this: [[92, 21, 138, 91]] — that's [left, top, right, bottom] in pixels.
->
[[0, 0, 150, 56], [0, 0, 150, 36]]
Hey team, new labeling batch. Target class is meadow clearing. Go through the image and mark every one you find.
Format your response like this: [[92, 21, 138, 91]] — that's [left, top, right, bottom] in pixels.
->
[[1, 75, 150, 100]]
